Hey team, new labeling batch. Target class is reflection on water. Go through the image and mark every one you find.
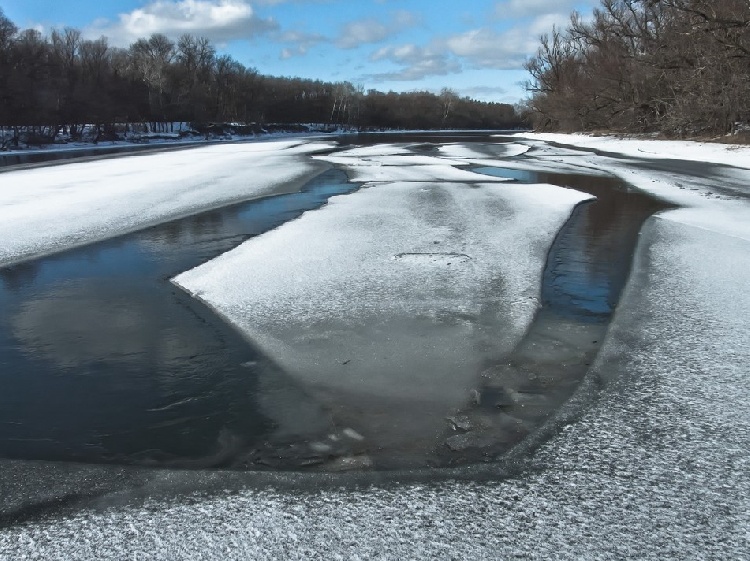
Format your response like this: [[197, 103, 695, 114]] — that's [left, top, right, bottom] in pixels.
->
[[473, 166, 665, 323], [431, 164, 670, 466], [0, 169, 357, 466]]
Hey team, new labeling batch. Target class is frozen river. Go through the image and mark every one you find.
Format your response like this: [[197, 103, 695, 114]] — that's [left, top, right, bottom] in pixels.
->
[[1, 133, 748, 559], [0, 135, 659, 472]]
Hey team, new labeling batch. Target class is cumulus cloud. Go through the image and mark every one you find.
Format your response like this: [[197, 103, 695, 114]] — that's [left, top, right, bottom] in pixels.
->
[[336, 10, 418, 49], [276, 29, 326, 59], [362, 4, 587, 83], [493, 0, 596, 19], [84, 0, 278, 46], [442, 27, 535, 70], [441, 6, 586, 71], [367, 44, 461, 81]]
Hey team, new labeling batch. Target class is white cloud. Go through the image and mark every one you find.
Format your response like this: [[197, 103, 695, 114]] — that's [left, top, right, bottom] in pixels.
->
[[367, 44, 461, 81], [361, 4, 586, 83], [84, 0, 277, 46], [493, 0, 596, 19], [441, 6, 588, 71], [276, 29, 326, 58], [528, 12, 574, 35], [336, 10, 418, 49], [442, 27, 535, 70]]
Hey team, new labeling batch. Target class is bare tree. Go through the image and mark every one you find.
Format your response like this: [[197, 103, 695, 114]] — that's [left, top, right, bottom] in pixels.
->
[[130, 33, 175, 122]]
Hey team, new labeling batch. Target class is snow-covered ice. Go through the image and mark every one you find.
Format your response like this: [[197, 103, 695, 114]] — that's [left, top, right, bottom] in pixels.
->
[[314, 149, 509, 183], [174, 177, 590, 455], [0, 139, 333, 266], [515, 131, 750, 168], [511, 132, 750, 243], [438, 142, 530, 160]]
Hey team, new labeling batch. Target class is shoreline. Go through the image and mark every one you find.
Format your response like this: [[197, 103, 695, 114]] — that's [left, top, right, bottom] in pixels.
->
[[0, 128, 530, 172]]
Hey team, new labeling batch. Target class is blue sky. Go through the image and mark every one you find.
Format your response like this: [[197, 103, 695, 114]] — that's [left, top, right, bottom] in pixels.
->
[[1, 0, 598, 103]]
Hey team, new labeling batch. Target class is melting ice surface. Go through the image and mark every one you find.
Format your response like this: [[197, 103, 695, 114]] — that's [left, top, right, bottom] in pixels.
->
[[174, 144, 593, 467], [472, 166, 665, 323], [0, 135, 662, 470]]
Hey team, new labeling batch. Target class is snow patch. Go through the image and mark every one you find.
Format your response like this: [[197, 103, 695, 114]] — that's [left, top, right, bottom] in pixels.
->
[[438, 142, 530, 159], [514, 132, 750, 168]]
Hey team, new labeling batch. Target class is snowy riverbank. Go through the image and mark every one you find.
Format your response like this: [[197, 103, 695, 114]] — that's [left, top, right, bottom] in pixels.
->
[[514, 132, 750, 168], [0, 139, 334, 267]]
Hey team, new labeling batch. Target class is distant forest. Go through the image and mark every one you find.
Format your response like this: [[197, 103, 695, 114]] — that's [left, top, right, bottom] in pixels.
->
[[524, 0, 750, 136], [0, 9, 523, 144]]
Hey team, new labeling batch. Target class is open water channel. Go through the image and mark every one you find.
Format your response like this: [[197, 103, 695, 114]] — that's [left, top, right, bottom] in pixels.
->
[[0, 134, 666, 471]]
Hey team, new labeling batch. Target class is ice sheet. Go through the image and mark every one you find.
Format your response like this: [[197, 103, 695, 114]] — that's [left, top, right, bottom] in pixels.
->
[[174, 179, 590, 451], [315, 154, 468, 167], [508, 134, 750, 241], [314, 151, 510, 183], [0, 140, 333, 266], [438, 142, 530, 159], [432, 139, 607, 176], [335, 163, 510, 183], [325, 143, 412, 158]]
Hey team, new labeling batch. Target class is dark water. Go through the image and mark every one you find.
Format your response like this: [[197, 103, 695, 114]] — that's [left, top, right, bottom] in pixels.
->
[[0, 169, 357, 465], [473, 166, 666, 323], [433, 165, 669, 466]]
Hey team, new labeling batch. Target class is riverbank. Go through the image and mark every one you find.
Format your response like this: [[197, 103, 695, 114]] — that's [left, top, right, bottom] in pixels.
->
[[0, 128, 345, 172], [513, 131, 750, 168]]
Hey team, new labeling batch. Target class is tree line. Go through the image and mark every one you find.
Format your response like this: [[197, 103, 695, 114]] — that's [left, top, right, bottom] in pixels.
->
[[524, 0, 750, 136], [0, 9, 523, 145]]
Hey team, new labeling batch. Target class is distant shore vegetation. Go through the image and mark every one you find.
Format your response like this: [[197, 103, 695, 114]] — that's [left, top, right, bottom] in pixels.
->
[[0, 8, 525, 148]]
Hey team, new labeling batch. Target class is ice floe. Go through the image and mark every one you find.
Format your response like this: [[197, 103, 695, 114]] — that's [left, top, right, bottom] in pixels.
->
[[438, 142, 530, 160], [174, 178, 591, 456], [314, 151, 508, 183]]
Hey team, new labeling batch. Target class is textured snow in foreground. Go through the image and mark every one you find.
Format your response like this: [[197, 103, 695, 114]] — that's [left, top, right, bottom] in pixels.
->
[[0, 140, 332, 266]]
